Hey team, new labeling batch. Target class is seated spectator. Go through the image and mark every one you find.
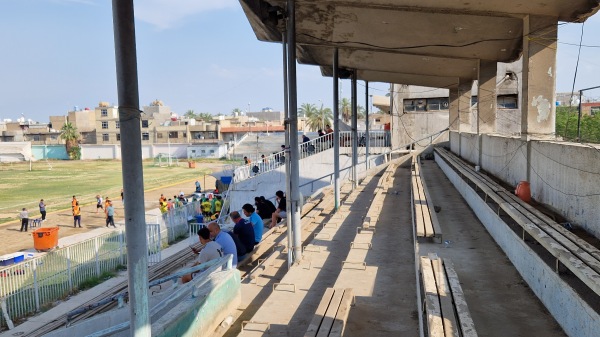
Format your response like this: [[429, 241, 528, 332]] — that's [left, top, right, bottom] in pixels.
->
[[182, 227, 223, 283], [255, 196, 272, 220], [260, 196, 277, 219], [207, 222, 238, 266], [271, 190, 287, 228], [231, 211, 255, 256], [243, 203, 264, 244]]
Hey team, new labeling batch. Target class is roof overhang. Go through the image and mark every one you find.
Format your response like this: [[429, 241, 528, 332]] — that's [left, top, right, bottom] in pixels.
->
[[240, 0, 600, 87]]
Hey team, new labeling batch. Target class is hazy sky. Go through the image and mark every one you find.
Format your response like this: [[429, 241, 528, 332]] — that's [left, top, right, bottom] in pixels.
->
[[0, 1, 599, 122]]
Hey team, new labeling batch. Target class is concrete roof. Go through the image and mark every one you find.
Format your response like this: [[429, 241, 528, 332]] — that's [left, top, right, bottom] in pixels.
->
[[240, 0, 600, 86]]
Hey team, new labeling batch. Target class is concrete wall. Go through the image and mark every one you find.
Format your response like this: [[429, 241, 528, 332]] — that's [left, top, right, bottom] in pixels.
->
[[81, 144, 192, 160], [0, 142, 33, 161], [31, 145, 69, 160], [436, 152, 600, 337], [451, 133, 600, 240], [529, 141, 600, 239], [449, 131, 460, 154], [458, 132, 479, 165]]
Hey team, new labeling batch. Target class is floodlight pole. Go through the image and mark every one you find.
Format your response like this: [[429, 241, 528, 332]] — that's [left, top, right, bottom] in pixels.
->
[[111, 1, 150, 336]]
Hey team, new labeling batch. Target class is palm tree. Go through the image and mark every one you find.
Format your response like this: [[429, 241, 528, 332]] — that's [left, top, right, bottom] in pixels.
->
[[231, 108, 242, 116], [306, 105, 332, 131], [184, 110, 196, 119], [197, 112, 213, 122], [299, 103, 317, 119], [339, 98, 351, 122], [357, 105, 366, 119], [60, 122, 79, 158]]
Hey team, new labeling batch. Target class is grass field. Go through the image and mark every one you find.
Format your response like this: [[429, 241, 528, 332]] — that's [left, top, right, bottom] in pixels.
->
[[0, 159, 230, 224]]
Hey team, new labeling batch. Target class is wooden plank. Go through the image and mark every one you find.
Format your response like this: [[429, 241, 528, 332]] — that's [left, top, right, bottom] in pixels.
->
[[413, 175, 426, 237], [329, 289, 354, 337], [419, 157, 443, 242], [316, 289, 344, 337], [415, 169, 435, 237], [444, 259, 478, 337], [431, 256, 460, 337], [420, 256, 444, 337], [305, 288, 335, 337]]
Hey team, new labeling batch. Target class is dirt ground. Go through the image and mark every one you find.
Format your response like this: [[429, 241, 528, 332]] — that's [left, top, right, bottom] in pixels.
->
[[0, 170, 219, 256]]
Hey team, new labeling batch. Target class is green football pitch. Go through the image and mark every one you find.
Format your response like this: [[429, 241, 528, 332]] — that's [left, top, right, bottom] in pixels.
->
[[0, 159, 220, 225]]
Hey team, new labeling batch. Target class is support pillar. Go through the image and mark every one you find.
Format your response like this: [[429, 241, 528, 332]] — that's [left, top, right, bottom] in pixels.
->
[[333, 49, 340, 211], [458, 82, 472, 157], [478, 61, 497, 134], [351, 70, 358, 190], [365, 81, 370, 172], [521, 15, 557, 139], [111, 1, 150, 336], [281, 30, 293, 268], [449, 86, 460, 154], [286, 0, 302, 263]]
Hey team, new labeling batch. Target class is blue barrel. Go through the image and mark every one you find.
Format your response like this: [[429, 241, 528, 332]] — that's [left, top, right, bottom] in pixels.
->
[[195, 214, 204, 224]]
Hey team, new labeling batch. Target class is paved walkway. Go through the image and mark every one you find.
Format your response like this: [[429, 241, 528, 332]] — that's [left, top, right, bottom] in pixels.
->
[[237, 159, 418, 337], [418, 158, 565, 337]]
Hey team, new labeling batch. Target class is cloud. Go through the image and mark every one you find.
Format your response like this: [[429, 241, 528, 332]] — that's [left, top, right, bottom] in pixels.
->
[[135, 0, 238, 30]]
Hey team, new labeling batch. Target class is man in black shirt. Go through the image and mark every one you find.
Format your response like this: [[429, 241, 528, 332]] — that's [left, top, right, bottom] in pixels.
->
[[270, 190, 287, 228], [231, 211, 255, 255]]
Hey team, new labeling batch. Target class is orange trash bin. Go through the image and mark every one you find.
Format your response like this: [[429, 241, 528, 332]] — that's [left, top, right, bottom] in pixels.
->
[[32, 227, 59, 251]]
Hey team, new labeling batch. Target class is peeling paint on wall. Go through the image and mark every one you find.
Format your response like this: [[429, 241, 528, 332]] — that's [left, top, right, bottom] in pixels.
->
[[548, 67, 553, 77], [531, 95, 551, 122]]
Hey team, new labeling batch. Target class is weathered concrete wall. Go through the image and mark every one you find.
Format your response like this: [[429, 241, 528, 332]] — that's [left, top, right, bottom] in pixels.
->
[[396, 112, 449, 148], [451, 133, 600, 240], [459, 132, 479, 165], [480, 135, 527, 188], [529, 141, 600, 239], [436, 152, 600, 337], [449, 131, 460, 154]]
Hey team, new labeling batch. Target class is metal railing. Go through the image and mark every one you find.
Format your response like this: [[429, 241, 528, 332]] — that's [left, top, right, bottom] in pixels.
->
[[0, 200, 204, 329], [0, 230, 126, 328]]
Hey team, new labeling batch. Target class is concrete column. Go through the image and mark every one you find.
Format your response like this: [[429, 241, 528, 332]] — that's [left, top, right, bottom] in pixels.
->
[[365, 81, 370, 172], [286, 0, 302, 263], [459, 82, 472, 133], [351, 70, 358, 190], [111, 1, 150, 336], [391, 84, 401, 150], [521, 15, 557, 139], [449, 86, 459, 132], [478, 61, 497, 134], [333, 49, 340, 211]]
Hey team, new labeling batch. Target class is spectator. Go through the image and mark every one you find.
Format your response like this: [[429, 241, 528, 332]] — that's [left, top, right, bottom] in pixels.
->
[[242, 203, 264, 244], [195, 180, 202, 193], [207, 222, 238, 266], [201, 198, 212, 217], [271, 191, 287, 228], [244, 156, 251, 165], [231, 211, 255, 255], [71, 195, 78, 210], [159, 201, 168, 214], [19, 208, 29, 232], [96, 195, 103, 214], [182, 227, 224, 283], [39, 199, 46, 221], [73, 202, 82, 228], [254, 197, 271, 220], [260, 196, 277, 219], [106, 201, 117, 228]]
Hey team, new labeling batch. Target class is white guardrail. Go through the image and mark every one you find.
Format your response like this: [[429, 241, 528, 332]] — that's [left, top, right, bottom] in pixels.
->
[[232, 131, 389, 181], [0, 200, 204, 330]]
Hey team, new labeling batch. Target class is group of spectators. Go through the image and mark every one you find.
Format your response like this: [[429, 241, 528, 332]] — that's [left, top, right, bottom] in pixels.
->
[[182, 190, 288, 283], [159, 192, 190, 214]]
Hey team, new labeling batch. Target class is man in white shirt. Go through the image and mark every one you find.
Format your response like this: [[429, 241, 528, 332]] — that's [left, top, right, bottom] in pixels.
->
[[182, 227, 223, 283]]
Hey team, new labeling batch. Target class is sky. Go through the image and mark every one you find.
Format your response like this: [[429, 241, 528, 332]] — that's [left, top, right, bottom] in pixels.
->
[[0, 1, 599, 122]]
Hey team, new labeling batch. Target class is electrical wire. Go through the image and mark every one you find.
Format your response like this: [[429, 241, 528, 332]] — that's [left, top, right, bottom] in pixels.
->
[[569, 22, 585, 106]]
